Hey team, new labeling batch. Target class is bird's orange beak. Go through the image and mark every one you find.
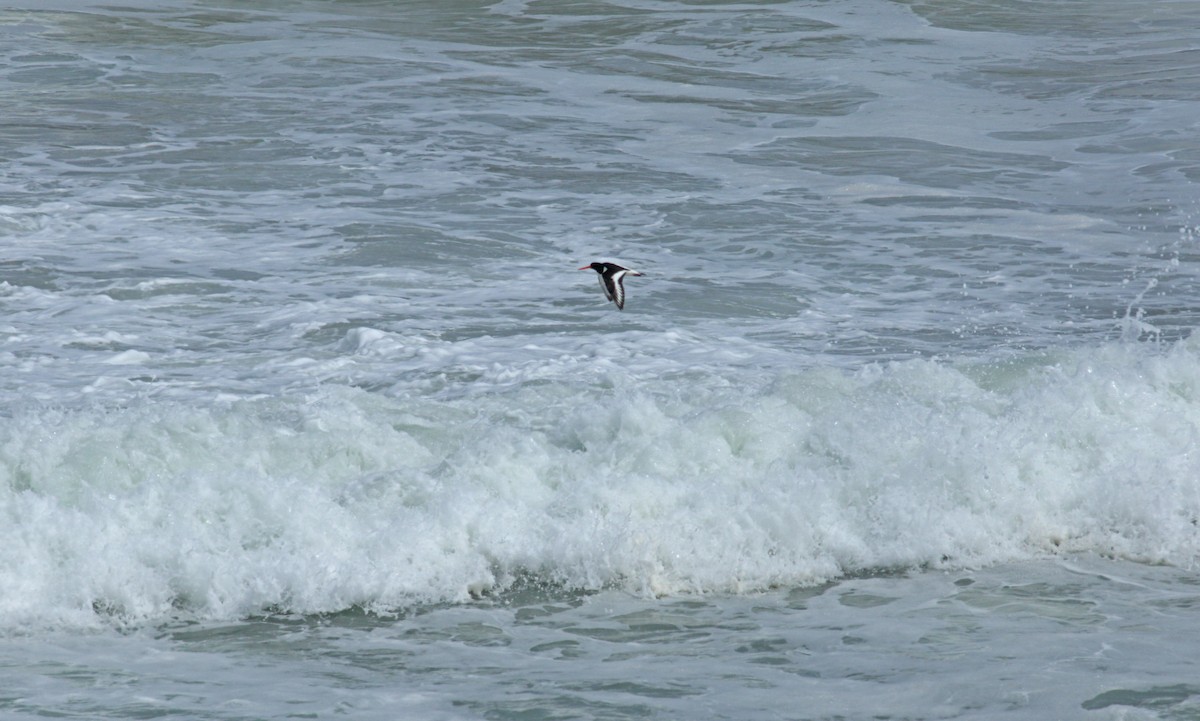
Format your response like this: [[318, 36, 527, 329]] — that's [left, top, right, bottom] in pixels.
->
[[578, 265, 591, 270]]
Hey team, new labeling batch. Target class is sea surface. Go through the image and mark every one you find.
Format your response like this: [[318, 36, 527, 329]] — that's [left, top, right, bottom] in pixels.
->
[[2, 0, 1200, 719]]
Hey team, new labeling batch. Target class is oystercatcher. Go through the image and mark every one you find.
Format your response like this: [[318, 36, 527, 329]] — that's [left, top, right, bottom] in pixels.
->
[[579, 262, 643, 310]]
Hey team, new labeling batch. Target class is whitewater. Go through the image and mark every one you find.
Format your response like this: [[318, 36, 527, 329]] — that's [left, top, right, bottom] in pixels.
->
[[2, 0, 1200, 718]]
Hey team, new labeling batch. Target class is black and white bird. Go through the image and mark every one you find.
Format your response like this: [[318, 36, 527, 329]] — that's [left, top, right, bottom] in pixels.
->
[[578, 261, 643, 310]]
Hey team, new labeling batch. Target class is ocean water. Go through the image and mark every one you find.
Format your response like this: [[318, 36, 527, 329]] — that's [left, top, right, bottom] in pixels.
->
[[2, 0, 1200, 718]]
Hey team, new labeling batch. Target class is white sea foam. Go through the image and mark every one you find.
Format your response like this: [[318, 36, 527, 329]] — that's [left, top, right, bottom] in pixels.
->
[[2, 337, 1198, 630], [5, 2, 1200, 718]]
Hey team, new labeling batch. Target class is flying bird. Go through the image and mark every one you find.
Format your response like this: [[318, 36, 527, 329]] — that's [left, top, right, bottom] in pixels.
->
[[579, 261, 643, 310]]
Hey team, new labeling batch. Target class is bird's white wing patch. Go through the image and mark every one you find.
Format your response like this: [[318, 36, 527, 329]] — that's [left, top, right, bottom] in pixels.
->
[[597, 274, 613, 302]]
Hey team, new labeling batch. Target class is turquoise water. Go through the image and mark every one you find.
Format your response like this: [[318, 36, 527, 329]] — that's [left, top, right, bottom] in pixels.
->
[[3, 559, 1199, 719]]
